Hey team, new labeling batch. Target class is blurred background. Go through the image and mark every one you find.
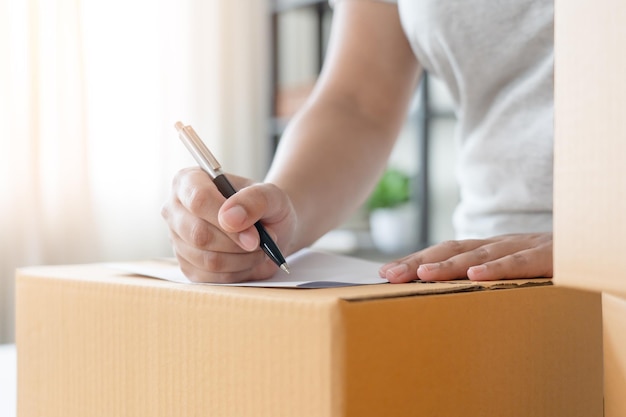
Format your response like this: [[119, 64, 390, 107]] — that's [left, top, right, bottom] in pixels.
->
[[0, 0, 458, 345]]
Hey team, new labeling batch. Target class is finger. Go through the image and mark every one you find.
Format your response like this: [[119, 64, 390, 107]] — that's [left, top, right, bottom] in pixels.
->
[[379, 239, 488, 283], [173, 168, 260, 251], [218, 183, 292, 234], [416, 239, 533, 281], [172, 168, 253, 212], [171, 231, 278, 283], [467, 243, 553, 281], [177, 255, 278, 283], [175, 168, 225, 224], [165, 196, 248, 253], [378, 261, 415, 283]]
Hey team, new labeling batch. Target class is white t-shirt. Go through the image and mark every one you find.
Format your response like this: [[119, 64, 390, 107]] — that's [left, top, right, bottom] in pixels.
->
[[334, 0, 554, 239]]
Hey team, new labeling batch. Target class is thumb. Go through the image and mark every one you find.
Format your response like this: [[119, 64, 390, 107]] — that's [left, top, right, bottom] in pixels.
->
[[218, 183, 291, 247]]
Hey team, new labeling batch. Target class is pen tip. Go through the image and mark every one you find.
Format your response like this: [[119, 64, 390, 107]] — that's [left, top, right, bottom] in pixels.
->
[[280, 263, 290, 274], [174, 121, 184, 132]]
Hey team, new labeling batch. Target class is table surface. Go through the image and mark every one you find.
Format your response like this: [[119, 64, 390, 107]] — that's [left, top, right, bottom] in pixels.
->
[[0, 344, 16, 417]]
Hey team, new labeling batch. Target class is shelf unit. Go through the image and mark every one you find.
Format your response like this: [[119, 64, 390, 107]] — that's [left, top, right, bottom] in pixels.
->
[[269, 0, 330, 149]]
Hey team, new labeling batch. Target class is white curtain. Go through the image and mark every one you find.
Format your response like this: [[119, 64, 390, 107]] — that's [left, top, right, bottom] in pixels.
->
[[0, 0, 270, 343]]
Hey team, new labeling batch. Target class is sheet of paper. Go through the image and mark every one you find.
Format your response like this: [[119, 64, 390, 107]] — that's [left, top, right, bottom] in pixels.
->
[[110, 249, 388, 288]]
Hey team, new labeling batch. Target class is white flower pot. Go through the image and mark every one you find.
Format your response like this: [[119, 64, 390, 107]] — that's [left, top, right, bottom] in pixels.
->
[[369, 203, 419, 254]]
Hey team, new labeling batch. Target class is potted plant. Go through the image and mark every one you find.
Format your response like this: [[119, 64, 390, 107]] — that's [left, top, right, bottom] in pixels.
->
[[365, 168, 418, 254]]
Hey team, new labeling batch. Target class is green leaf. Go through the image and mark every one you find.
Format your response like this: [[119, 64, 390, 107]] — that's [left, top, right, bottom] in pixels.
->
[[365, 168, 411, 211]]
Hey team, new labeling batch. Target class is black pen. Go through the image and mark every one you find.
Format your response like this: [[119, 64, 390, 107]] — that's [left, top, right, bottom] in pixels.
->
[[175, 121, 290, 274]]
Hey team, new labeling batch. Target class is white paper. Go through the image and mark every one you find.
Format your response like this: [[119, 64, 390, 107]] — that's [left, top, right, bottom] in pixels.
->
[[110, 249, 388, 288]]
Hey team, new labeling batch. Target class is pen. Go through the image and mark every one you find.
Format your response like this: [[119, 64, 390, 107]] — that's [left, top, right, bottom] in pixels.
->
[[175, 121, 290, 274]]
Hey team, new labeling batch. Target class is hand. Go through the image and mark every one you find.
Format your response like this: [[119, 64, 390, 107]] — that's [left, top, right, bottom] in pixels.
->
[[161, 168, 297, 283], [378, 233, 553, 282]]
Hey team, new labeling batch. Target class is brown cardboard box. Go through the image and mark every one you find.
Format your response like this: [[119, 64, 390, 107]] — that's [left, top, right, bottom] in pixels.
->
[[554, 1, 626, 415], [16, 264, 602, 417], [603, 293, 626, 417], [553, 0, 626, 300]]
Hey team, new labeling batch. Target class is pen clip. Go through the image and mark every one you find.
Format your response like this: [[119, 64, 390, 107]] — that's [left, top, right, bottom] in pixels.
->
[[175, 121, 222, 178]]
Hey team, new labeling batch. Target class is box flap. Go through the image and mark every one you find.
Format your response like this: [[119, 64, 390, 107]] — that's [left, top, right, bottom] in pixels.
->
[[17, 264, 552, 305]]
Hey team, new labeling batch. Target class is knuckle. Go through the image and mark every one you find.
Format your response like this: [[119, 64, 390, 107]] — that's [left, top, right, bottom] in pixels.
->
[[238, 184, 268, 215], [536, 233, 553, 246], [200, 250, 224, 272], [404, 249, 427, 265], [511, 252, 529, 267], [178, 254, 226, 284], [211, 272, 240, 284], [186, 187, 211, 216], [160, 201, 171, 220], [472, 247, 490, 262], [172, 169, 186, 188], [186, 269, 229, 284], [441, 240, 463, 252], [172, 168, 196, 194], [189, 220, 212, 247], [439, 260, 454, 269], [179, 263, 203, 283], [185, 272, 205, 283]]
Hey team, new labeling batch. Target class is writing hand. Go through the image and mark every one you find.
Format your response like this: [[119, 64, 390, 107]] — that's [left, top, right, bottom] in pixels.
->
[[161, 168, 296, 283]]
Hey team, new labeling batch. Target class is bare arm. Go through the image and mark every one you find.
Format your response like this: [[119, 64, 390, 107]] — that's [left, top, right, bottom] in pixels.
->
[[164, 0, 554, 284], [266, 0, 420, 252], [162, 1, 419, 282]]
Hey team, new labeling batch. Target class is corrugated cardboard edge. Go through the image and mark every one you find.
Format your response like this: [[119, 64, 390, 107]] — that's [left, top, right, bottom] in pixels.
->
[[15, 263, 552, 303], [341, 279, 552, 302], [603, 293, 626, 417]]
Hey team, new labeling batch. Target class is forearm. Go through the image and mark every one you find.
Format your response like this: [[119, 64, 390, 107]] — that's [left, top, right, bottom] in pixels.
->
[[265, 0, 420, 253], [265, 96, 401, 252]]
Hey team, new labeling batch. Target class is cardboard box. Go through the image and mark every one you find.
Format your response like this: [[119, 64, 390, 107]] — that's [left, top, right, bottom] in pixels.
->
[[16, 264, 602, 417], [555, 2, 626, 414], [553, 0, 626, 299], [603, 293, 626, 417]]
